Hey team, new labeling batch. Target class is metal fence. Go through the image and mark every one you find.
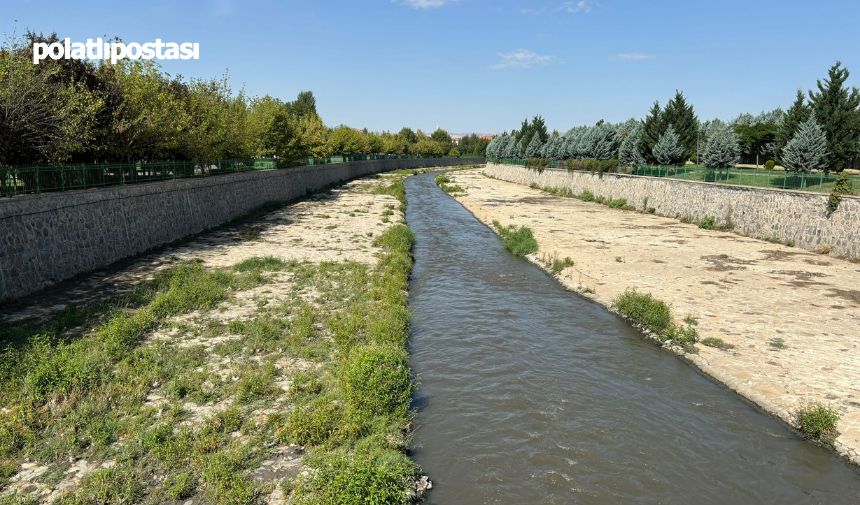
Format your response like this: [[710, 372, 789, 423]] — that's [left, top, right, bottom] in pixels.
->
[[1, 154, 468, 198], [488, 158, 859, 195]]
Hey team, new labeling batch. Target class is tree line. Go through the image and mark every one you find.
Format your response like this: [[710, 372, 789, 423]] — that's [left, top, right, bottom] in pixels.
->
[[0, 30, 485, 168], [487, 62, 860, 174]]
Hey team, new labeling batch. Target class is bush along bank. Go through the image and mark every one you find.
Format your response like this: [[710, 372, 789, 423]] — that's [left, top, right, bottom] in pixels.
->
[[0, 175, 426, 504]]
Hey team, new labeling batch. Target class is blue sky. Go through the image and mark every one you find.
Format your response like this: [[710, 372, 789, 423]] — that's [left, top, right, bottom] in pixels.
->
[[7, 0, 860, 133]]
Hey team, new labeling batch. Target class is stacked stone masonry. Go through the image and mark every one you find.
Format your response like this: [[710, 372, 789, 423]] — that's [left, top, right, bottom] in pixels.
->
[[485, 163, 860, 259], [1, 158, 483, 299]]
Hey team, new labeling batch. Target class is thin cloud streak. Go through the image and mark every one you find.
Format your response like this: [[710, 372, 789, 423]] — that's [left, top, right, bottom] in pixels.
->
[[613, 53, 654, 61], [399, 0, 460, 9], [556, 1, 593, 13], [490, 49, 558, 70]]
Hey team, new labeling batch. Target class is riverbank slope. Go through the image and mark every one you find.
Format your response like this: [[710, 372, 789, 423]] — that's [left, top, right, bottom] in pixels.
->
[[0, 170, 425, 503], [444, 168, 860, 466]]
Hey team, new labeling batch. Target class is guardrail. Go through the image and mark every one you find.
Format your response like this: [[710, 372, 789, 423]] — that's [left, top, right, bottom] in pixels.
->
[[1, 154, 476, 198]]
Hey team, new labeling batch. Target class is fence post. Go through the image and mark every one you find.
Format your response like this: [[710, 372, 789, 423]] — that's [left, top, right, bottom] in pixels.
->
[[36, 166, 40, 194]]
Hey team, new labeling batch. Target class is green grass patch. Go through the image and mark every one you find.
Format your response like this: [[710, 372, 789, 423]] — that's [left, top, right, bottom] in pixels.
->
[[701, 337, 734, 350], [492, 221, 539, 256]]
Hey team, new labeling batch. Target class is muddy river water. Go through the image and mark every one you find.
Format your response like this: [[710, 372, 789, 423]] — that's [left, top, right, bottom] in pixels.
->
[[405, 171, 860, 504]]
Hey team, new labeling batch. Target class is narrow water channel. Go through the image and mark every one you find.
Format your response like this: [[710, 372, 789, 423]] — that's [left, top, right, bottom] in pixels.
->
[[405, 172, 860, 504]]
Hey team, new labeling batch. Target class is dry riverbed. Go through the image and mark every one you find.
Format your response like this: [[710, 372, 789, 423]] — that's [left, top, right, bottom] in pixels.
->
[[444, 168, 860, 466], [0, 170, 428, 504]]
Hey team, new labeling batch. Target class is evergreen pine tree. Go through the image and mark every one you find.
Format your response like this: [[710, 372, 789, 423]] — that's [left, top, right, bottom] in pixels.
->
[[775, 89, 811, 164], [525, 135, 543, 159], [637, 101, 665, 164], [512, 138, 523, 159], [652, 126, 684, 165], [701, 124, 741, 169], [781, 113, 828, 173], [619, 123, 645, 167], [808, 61, 860, 173], [564, 127, 587, 159], [662, 90, 699, 161], [577, 122, 619, 160], [486, 136, 500, 158]]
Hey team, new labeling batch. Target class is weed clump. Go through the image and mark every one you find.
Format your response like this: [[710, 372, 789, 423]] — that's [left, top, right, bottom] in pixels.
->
[[698, 216, 716, 230], [795, 402, 840, 442], [613, 289, 700, 351], [701, 337, 734, 350], [550, 256, 574, 274], [492, 221, 539, 256], [613, 289, 673, 335]]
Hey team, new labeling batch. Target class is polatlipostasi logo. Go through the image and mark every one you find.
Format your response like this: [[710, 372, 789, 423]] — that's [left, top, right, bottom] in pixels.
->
[[33, 38, 199, 64]]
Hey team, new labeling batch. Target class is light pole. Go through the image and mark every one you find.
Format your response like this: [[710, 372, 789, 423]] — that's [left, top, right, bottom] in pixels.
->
[[696, 130, 701, 168]]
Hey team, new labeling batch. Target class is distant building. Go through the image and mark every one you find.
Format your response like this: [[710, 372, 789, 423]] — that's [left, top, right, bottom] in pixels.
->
[[451, 135, 462, 145], [480, 134, 496, 141]]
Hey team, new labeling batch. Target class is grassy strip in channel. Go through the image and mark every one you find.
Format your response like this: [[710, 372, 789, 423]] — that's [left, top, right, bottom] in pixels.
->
[[491, 221, 539, 257], [612, 289, 700, 353], [0, 177, 422, 504], [434, 173, 464, 195]]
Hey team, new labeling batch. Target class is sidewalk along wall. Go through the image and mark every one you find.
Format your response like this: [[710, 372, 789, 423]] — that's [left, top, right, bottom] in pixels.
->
[[484, 163, 860, 259], [0, 158, 483, 299]]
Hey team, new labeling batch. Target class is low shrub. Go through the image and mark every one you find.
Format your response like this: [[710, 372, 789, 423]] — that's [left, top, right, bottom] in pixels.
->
[[580, 190, 595, 202], [765, 160, 775, 170], [612, 289, 673, 335], [527, 158, 550, 172], [492, 221, 539, 256], [607, 198, 627, 209], [827, 171, 853, 215], [647, 207, 656, 214], [795, 402, 840, 442], [701, 337, 734, 350], [698, 216, 716, 230]]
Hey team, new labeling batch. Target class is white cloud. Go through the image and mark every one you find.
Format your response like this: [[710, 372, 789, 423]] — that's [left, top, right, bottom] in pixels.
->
[[557, 1, 593, 13], [613, 53, 654, 61], [399, 0, 460, 8], [490, 49, 557, 70]]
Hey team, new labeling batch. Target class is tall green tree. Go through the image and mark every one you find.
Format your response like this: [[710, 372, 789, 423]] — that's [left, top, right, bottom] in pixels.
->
[[702, 124, 741, 169], [807, 61, 860, 173], [327, 125, 366, 156], [734, 123, 777, 167], [774, 90, 811, 165], [782, 113, 828, 173], [662, 90, 698, 161], [652, 126, 684, 165], [637, 101, 665, 164]]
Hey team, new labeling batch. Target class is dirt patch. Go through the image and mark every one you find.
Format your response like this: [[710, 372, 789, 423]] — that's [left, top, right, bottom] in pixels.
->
[[702, 254, 757, 271]]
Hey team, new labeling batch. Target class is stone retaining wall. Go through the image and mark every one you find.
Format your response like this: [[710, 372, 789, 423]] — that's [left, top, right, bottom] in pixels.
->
[[1, 158, 482, 299], [485, 163, 860, 259]]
